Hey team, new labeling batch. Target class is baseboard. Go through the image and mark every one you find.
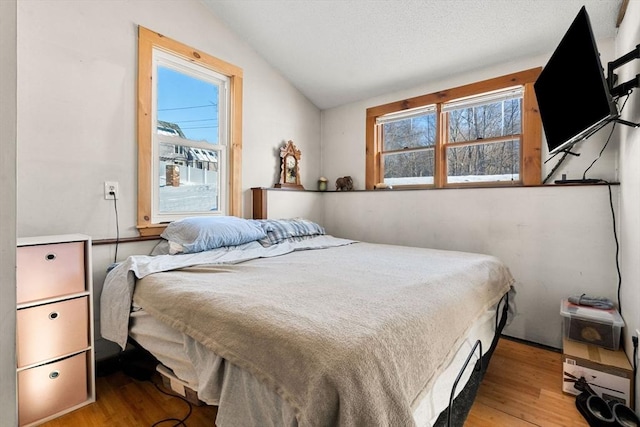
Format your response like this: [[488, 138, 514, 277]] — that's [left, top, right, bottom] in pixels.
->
[[501, 334, 562, 353]]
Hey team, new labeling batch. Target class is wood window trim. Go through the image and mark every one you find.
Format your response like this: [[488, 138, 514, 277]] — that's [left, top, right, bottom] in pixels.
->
[[365, 68, 542, 190], [136, 26, 243, 237]]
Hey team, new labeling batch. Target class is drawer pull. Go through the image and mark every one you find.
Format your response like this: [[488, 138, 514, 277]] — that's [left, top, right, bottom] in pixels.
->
[[49, 371, 60, 380], [45, 253, 57, 261], [48, 312, 59, 320]]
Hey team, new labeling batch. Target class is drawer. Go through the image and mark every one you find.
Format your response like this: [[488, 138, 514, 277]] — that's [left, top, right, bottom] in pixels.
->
[[18, 352, 88, 426], [17, 241, 86, 304], [17, 297, 89, 368]]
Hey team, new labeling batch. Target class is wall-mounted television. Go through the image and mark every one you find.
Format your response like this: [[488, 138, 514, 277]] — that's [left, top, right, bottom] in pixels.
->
[[534, 6, 619, 155]]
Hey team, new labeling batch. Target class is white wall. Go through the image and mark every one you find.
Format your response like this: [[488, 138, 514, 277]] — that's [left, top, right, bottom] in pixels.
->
[[254, 182, 621, 350], [322, 186, 619, 349], [319, 39, 624, 350], [615, 0, 640, 412], [16, 0, 321, 240], [264, 190, 324, 225], [0, 0, 17, 424], [16, 0, 321, 359]]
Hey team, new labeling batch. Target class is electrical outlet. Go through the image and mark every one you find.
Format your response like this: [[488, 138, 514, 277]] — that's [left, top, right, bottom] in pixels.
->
[[104, 181, 119, 200]]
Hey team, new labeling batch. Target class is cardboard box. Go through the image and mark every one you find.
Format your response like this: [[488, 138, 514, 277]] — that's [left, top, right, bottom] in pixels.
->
[[156, 364, 204, 406], [562, 337, 634, 409]]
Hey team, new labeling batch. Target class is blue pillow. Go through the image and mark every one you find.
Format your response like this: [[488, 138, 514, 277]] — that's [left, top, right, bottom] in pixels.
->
[[161, 216, 267, 254]]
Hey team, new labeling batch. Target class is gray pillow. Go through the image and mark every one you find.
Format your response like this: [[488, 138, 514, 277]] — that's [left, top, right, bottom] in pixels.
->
[[255, 218, 325, 247]]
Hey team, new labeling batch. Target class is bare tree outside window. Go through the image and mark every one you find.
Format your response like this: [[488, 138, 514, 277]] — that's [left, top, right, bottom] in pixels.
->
[[366, 68, 541, 190], [376, 90, 523, 186], [381, 111, 436, 185], [446, 98, 522, 183]]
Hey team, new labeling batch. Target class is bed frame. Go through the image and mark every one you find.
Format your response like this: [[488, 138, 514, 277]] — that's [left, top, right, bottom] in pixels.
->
[[115, 291, 509, 427], [436, 292, 509, 427]]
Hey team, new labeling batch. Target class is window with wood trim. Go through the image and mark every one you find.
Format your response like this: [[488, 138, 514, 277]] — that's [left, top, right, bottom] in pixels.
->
[[366, 69, 542, 190], [137, 26, 243, 237]]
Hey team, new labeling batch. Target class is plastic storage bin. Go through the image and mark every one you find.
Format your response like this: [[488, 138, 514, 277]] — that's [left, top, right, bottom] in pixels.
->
[[560, 299, 624, 350]]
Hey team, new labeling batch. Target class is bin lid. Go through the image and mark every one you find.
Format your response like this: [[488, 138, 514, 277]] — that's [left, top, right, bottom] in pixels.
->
[[560, 299, 624, 326]]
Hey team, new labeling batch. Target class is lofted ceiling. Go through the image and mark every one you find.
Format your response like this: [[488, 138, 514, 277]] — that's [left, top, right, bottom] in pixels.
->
[[201, 0, 624, 110]]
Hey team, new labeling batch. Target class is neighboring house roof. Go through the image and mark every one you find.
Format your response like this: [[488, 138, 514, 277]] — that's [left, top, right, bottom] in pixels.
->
[[157, 120, 186, 138], [157, 121, 217, 164], [189, 148, 217, 163]]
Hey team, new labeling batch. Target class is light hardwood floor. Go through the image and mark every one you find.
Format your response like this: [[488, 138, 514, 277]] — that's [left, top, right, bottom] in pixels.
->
[[467, 338, 588, 426], [40, 338, 588, 426]]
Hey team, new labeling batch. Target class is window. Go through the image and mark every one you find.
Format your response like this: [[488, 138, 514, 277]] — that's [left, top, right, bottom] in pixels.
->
[[137, 26, 243, 236], [154, 51, 228, 221], [377, 105, 437, 186], [366, 69, 542, 190]]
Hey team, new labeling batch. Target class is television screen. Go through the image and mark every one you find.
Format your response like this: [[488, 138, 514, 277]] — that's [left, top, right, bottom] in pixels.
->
[[534, 6, 619, 155]]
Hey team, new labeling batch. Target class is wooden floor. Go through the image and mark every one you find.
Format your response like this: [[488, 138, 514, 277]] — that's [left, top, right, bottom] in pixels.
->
[[41, 338, 587, 427], [466, 338, 588, 426]]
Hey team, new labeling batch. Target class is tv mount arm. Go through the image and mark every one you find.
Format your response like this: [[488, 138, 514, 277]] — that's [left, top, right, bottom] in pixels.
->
[[608, 44, 640, 128]]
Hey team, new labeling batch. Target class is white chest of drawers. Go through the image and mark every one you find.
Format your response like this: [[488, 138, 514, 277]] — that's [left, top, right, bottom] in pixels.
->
[[16, 234, 95, 426]]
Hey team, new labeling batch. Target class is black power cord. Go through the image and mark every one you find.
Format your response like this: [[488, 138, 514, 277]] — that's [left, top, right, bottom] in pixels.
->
[[582, 121, 617, 180], [632, 335, 638, 383], [603, 182, 622, 316], [545, 93, 631, 184], [150, 381, 194, 427], [581, 94, 631, 181], [110, 191, 120, 263], [579, 94, 632, 316]]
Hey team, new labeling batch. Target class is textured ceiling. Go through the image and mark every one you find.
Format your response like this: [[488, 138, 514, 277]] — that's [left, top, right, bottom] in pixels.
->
[[202, 0, 624, 110]]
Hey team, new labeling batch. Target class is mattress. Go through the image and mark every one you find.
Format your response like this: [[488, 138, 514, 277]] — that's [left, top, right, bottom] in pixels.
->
[[102, 235, 515, 426], [129, 301, 502, 427]]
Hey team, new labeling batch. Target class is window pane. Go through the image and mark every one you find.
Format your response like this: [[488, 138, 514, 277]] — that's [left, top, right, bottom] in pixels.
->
[[448, 98, 521, 142], [382, 113, 436, 151], [447, 140, 520, 183], [157, 66, 220, 144], [158, 143, 220, 213], [383, 149, 434, 185]]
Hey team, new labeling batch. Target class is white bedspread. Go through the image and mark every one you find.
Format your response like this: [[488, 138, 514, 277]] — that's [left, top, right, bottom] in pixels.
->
[[100, 236, 513, 427], [101, 235, 355, 349]]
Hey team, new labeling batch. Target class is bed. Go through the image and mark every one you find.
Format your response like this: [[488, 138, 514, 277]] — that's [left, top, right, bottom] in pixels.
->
[[100, 217, 515, 427]]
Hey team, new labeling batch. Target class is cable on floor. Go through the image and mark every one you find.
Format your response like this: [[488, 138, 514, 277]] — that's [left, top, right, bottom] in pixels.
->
[[150, 380, 194, 427]]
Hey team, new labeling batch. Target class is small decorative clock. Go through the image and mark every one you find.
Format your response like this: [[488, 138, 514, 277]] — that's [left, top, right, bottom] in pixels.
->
[[275, 140, 304, 190]]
